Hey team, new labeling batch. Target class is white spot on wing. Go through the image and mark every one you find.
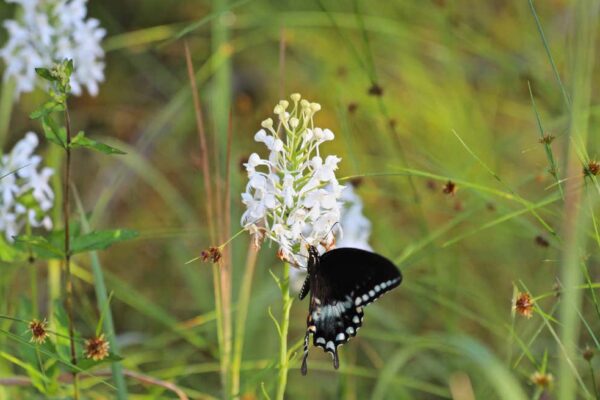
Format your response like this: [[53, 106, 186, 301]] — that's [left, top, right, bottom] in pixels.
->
[[326, 341, 335, 351], [355, 297, 362, 306], [352, 316, 360, 324], [362, 294, 369, 302], [316, 337, 326, 345], [336, 333, 345, 342], [375, 285, 381, 292], [369, 290, 375, 297], [346, 327, 355, 335]]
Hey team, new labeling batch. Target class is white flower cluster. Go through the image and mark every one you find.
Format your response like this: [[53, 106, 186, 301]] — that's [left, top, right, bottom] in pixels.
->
[[241, 94, 344, 267], [0, 0, 106, 99], [0, 132, 54, 241]]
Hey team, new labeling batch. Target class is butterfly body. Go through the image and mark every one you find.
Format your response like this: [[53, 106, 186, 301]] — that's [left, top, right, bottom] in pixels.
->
[[300, 246, 402, 375]]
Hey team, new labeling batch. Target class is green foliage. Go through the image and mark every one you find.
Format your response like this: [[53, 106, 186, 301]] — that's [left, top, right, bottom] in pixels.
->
[[14, 229, 139, 259], [69, 131, 126, 155], [2, 1, 600, 399]]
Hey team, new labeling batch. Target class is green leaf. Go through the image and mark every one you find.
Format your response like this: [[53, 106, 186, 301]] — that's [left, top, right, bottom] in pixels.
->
[[41, 116, 66, 148], [65, 59, 74, 77], [34, 68, 55, 82], [29, 100, 64, 120], [13, 235, 64, 259], [69, 131, 126, 155], [0, 235, 25, 262], [71, 229, 139, 254]]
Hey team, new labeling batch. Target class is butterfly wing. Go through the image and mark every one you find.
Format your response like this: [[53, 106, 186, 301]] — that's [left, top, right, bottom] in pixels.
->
[[319, 248, 402, 306], [300, 248, 402, 374]]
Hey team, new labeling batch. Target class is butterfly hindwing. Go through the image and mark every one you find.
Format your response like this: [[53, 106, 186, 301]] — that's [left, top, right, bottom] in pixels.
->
[[301, 247, 402, 375], [319, 248, 402, 306]]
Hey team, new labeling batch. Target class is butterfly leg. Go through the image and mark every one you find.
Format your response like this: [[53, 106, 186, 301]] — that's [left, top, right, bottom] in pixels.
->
[[300, 329, 310, 375]]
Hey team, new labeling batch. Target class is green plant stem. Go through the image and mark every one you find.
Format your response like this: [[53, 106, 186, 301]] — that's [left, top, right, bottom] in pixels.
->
[[558, 1, 598, 399], [63, 103, 79, 400], [231, 244, 258, 398], [0, 78, 15, 148], [47, 145, 63, 323], [275, 263, 292, 400]]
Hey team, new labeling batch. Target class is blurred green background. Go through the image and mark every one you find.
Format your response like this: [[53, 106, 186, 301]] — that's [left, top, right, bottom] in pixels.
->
[[2, 0, 600, 399]]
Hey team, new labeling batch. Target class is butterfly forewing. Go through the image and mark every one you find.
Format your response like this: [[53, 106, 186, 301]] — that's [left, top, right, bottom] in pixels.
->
[[301, 247, 402, 375]]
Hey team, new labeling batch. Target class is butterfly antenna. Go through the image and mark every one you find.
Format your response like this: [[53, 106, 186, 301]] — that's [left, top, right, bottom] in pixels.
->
[[323, 222, 340, 242], [301, 330, 310, 375]]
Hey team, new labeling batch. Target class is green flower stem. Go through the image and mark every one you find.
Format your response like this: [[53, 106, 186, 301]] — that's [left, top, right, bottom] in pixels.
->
[[47, 145, 63, 322], [275, 263, 292, 400], [0, 78, 15, 149]]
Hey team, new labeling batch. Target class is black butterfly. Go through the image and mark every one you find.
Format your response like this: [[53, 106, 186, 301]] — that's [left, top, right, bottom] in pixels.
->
[[299, 245, 402, 375]]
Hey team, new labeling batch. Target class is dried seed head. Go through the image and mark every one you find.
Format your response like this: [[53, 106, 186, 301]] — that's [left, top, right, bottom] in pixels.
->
[[200, 247, 222, 263], [584, 160, 600, 177], [368, 83, 383, 96], [84, 334, 110, 361], [553, 282, 561, 298], [442, 180, 457, 196], [583, 347, 594, 361], [347, 102, 358, 114], [514, 292, 534, 318], [530, 372, 553, 388], [539, 134, 555, 145], [29, 319, 48, 344], [535, 235, 549, 248]]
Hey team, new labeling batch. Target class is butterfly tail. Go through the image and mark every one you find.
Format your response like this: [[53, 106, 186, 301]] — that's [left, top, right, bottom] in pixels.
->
[[300, 329, 310, 375]]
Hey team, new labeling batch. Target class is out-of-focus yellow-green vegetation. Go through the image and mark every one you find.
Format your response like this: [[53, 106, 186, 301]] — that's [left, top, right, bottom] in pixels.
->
[[1, 0, 600, 399]]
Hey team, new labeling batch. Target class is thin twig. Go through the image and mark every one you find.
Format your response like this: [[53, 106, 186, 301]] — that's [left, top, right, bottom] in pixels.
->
[[184, 41, 216, 242]]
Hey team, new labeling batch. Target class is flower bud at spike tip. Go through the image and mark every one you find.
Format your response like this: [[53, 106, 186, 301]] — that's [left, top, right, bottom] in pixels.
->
[[261, 118, 273, 129], [291, 93, 301, 102]]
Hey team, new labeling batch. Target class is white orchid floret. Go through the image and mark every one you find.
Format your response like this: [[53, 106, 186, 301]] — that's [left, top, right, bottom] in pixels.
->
[[0, 132, 55, 241], [0, 0, 106, 99], [241, 94, 343, 267]]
